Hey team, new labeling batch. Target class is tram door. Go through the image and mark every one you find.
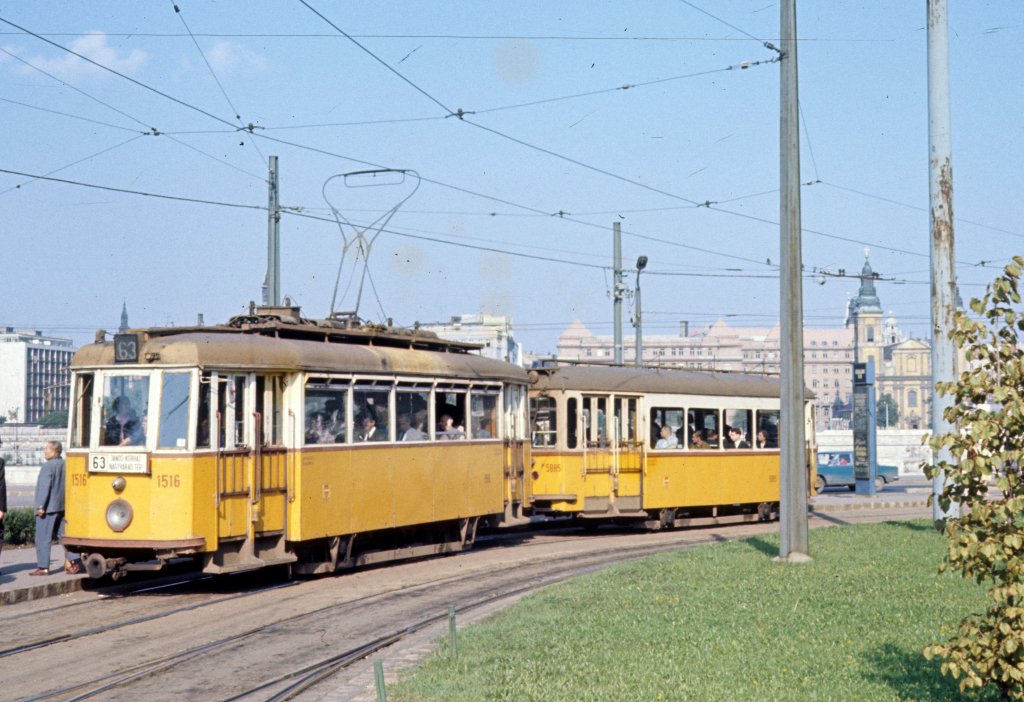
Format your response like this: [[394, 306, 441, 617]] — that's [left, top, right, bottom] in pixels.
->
[[581, 394, 642, 512], [215, 374, 250, 542], [253, 375, 287, 536], [614, 396, 643, 512], [503, 385, 527, 519]]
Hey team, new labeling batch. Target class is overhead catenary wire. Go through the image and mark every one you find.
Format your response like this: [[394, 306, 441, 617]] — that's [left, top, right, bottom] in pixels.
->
[[0, 30, 897, 42], [6, 6, 915, 276], [0, 15, 239, 129], [171, 1, 268, 166], [0, 135, 147, 197]]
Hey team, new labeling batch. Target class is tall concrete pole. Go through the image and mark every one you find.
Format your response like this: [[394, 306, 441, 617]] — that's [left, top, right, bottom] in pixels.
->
[[778, 0, 810, 560], [927, 0, 959, 522], [263, 155, 281, 306], [613, 222, 624, 364]]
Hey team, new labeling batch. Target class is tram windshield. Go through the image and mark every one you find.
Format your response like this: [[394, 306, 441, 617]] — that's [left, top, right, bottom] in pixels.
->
[[100, 374, 150, 447]]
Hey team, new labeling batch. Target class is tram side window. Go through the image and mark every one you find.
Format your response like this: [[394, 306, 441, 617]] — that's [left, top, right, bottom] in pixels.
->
[[256, 376, 285, 446], [306, 381, 348, 445], [755, 409, 780, 449], [231, 376, 247, 446], [100, 374, 150, 447], [470, 390, 499, 440], [435, 388, 467, 440], [158, 372, 191, 449], [355, 386, 391, 442], [651, 407, 684, 450], [530, 396, 557, 448], [688, 408, 719, 449], [216, 377, 228, 448], [70, 373, 93, 448], [566, 397, 578, 449], [724, 409, 753, 449], [195, 373, 211, 448], [396, 386, 430, 442]]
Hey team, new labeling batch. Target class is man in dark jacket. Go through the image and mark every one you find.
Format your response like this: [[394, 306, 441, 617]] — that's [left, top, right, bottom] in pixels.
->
[[0, 437, 7, 568], [30, 441, 80, 575]]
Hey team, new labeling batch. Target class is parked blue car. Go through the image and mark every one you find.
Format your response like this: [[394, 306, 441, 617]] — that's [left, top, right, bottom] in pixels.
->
[[815, 450, 900, 493]]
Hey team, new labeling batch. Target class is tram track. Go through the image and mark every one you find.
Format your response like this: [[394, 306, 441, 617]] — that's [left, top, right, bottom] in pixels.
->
[[3, 506, 926, 701]]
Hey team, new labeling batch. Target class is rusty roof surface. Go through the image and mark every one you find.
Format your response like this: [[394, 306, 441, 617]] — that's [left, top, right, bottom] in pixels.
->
[[73, 331, 526, 383], [528, 364, 809, 399]]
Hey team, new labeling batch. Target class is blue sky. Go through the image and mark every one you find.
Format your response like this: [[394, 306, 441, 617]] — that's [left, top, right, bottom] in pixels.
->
[[1, 2, 1020, 354]]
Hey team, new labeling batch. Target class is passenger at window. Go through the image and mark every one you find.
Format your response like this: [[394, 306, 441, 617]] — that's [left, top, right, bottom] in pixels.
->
[[305, 412, 326, 444], [358, 415, 385, 442], [690, 430, 709, 449], [398, 414, 427, 441], [323, 399, 345, 442], [756, 429, 770, 449], [474, 417, 492, 439], [654, 424, 679, 449], [104, 396, 144, 447], [438, 414, 464, 440], [727, 427, 750, 449]]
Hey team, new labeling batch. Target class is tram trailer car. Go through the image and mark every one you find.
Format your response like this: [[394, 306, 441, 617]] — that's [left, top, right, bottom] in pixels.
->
[[526, 365, 817, 528], [62, 308, 529, 580]]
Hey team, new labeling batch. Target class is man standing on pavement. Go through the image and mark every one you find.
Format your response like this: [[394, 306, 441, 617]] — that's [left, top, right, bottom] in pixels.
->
[[30, 441, 81, 575], [0, 438, 7, 568]]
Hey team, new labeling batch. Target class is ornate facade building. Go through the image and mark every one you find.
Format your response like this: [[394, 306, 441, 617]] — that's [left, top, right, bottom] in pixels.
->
[[556, 252, 935, 431]]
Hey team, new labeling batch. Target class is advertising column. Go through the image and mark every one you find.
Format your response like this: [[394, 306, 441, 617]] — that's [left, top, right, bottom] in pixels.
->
[[852, 360, 878, 496]]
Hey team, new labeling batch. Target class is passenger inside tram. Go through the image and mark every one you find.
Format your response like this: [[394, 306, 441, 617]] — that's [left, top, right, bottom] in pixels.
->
[[103, 395, 145, 447], [437, 414, 465, 440], [398, 414, 427, 441], [654, 424, 679, 449]]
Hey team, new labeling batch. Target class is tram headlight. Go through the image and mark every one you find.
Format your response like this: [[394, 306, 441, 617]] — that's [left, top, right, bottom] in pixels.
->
[[106, 499, 133, 532]]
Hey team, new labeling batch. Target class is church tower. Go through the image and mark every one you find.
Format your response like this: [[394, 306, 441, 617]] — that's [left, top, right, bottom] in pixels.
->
[[846, 250, 884, 368], [119, 300, 129, 333]]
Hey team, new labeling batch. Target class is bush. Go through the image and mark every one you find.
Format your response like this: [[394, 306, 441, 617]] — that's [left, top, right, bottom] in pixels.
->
[[3, 507, 35, 545], [924, 255, 1024, 699]]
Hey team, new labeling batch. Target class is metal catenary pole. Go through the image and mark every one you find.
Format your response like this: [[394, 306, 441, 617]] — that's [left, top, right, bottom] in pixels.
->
[[613, 222, 624, 364], [263, 155, 281, 306], [779, 0, 810, 560], [927, 0, 959, 522]]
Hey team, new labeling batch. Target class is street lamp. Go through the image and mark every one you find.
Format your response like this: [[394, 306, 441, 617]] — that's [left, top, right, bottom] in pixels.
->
[[634, 255, 648, 366]]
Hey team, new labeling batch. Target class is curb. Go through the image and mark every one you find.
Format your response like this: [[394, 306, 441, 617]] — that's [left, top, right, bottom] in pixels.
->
[[1, 576, 84, 605], [809, 499, 930, 513]]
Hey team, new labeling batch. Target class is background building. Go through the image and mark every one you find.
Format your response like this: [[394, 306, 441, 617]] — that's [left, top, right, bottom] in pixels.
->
[[419, 314, 522, 365], [0, 328, 74, 423], [557, 253, 934, 431]]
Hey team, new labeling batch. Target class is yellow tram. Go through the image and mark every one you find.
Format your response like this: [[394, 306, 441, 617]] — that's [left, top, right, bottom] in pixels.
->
[[62, 306, 529, 579], [525, 365, 817, 527]]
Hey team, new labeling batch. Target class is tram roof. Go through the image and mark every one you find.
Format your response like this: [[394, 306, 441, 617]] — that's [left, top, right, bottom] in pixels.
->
[[527, 364, 810, 399], [72, 326, 526, 383]]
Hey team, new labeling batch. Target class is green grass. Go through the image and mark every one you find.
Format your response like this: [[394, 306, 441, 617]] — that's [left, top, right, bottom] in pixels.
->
[[390, 521, 998, 702]]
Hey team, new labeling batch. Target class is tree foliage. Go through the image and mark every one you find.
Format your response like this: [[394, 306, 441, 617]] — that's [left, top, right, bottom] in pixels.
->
[[38, 410, 67, 428], [923, 256, 1024, 699], [876, 393, 899, 428]]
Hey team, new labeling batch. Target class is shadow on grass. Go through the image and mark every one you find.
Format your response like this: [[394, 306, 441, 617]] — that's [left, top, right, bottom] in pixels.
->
[[741, 536, 778, 559], [863, 642, 1000, 701], [885, 520, 937, 533]]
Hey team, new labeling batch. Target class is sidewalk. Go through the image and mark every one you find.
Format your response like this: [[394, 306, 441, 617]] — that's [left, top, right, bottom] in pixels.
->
[[0, 544, 87, 605], [810, 475, 934, 513]]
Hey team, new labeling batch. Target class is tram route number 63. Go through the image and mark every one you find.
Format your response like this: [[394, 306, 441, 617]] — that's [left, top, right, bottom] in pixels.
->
[[114, 333, 139, 363]]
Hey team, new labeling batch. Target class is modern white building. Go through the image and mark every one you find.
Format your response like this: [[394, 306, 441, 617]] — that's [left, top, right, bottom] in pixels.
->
[[419, 314, 522, 365], [0, 328, 74, 423]]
